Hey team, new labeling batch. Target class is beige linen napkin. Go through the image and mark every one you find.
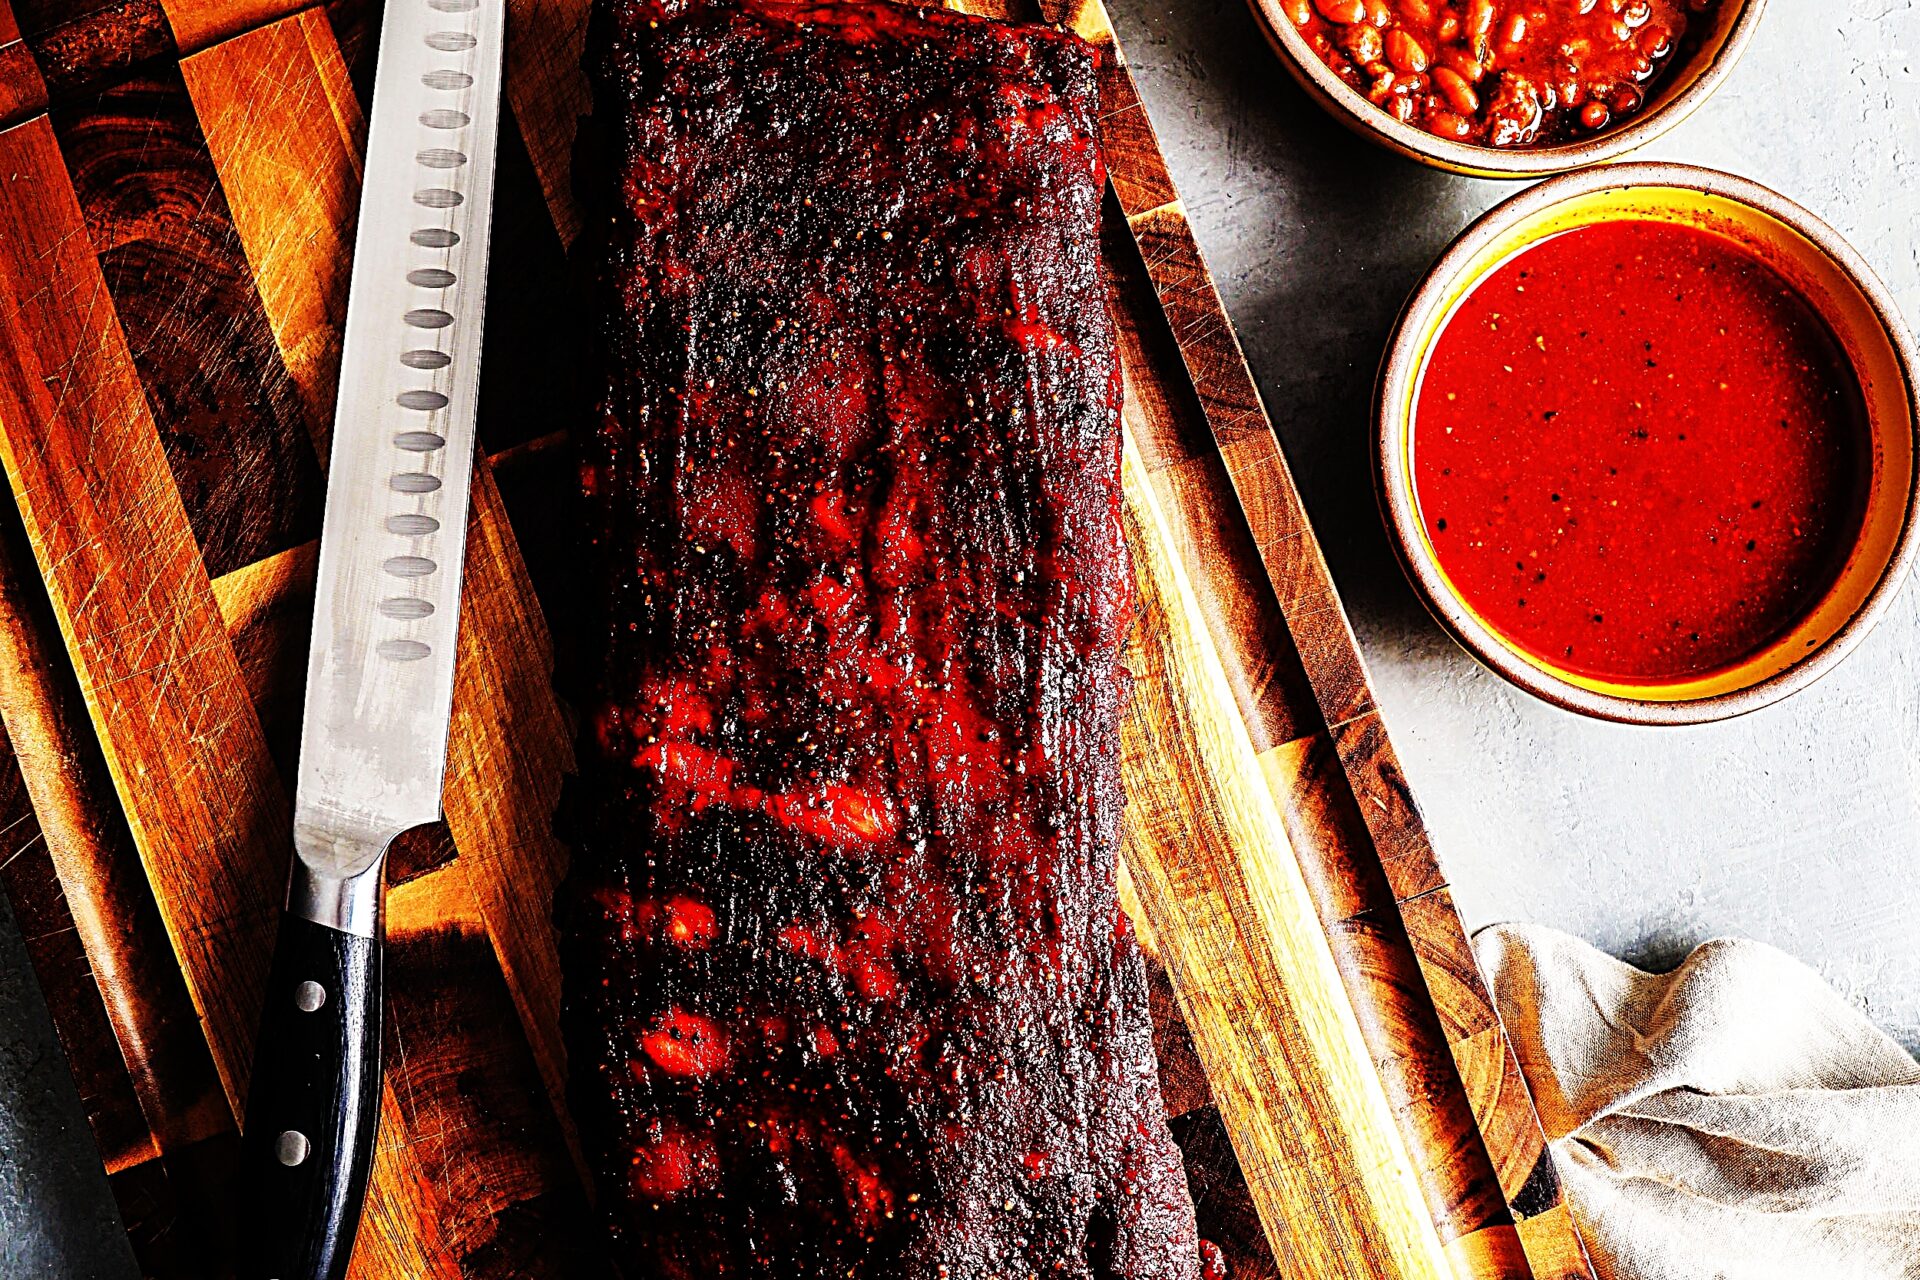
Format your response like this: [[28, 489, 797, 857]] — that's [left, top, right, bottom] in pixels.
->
[[1472, 923, 1920, 1280]]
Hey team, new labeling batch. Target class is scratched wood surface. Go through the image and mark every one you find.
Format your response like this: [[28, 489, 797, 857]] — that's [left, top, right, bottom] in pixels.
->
[[0, 0, 1592, 1275]]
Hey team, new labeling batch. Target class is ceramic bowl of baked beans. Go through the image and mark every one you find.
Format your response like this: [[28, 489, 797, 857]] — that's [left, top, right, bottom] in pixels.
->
[[1249, 0, 1767, 177]]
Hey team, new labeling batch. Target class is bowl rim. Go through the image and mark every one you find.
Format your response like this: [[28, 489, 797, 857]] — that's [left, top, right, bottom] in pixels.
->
[[1247, 0, 1770, 178], [1374, 161, 1920, 725]]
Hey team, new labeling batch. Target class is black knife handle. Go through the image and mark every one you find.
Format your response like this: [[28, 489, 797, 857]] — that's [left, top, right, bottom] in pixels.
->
[[236, 910, 383, 1280]]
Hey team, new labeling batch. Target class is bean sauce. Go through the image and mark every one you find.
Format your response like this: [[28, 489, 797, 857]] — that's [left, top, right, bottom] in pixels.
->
[[1413, 220, 1871, 683], [1287, 0, 1719, 147]]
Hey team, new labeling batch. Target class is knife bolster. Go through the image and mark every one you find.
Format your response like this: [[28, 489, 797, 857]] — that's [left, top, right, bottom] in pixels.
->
[[288, 833, 392, 937]]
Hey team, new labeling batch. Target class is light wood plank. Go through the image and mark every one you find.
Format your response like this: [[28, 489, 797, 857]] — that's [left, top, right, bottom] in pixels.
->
[[183, 10, 365, 441], [1120, 431, 1452, 1280]]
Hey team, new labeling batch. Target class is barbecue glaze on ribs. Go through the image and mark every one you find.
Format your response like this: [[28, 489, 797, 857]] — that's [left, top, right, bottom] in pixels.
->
[[560, 2, 1210, 1274]]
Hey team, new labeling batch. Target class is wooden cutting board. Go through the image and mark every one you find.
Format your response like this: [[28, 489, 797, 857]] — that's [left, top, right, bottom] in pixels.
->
[[0, 0, 1593, 1275]]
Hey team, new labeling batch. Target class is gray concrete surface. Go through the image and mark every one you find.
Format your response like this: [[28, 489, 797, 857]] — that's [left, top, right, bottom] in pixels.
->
[[1109, 0, 1920, 1046], [2, 0, 1916, 1270]]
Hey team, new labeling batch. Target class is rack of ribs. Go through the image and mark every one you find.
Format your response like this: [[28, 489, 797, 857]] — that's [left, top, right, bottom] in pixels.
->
[[559, 0, 1212, 1274]]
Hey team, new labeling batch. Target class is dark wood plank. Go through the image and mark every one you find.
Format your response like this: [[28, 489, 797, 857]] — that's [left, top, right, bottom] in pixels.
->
[[1170, 1107, 1282, 1280], [380, 906, 609, 1278], [15, 0, 176, 103], [0, 0, 51, 125], [106, 1131, 243, 1280], [52, 64, 325, 577], [475, 101, 587, 456]]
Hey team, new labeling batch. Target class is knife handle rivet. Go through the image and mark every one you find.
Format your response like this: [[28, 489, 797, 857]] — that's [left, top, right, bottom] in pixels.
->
[[295, 981, 327, 1012], [276, 1131, 311, 1167]]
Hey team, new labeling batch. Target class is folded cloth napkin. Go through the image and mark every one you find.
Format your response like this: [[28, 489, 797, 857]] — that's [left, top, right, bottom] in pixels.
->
[[1472, 923, 1920, 1280]]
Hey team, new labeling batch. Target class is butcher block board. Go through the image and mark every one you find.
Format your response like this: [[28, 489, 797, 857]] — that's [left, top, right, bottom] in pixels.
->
[[0, 0, 1593, 1275]]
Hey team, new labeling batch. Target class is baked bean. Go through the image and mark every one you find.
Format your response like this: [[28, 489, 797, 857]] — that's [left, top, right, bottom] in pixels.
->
[[1314, 0, 1368, 22], [1442, 47, 1485, 80], [1386, 28, 1431, 72], [1288, 0, 1714, 146], [1344, 21, 1385, 63], [1465, 0, 1497, 41], [1432, 64, 1480, 114]]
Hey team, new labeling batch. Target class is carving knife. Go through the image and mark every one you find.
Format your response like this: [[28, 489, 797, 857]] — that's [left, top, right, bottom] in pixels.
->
[[234, 0, 505, 1271]]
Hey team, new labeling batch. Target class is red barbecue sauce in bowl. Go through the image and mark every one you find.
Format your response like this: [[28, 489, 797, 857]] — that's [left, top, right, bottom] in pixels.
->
[[1412, 218, 1871, 684]]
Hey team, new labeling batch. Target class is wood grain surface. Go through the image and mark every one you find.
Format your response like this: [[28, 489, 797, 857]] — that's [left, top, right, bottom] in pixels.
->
[[0, 0, 1592, 1275], [1120, 433, 1450, 1279]]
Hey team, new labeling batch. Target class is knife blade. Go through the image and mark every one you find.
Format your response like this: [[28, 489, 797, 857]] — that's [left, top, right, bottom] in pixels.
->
[[236, 0, 506, 1269]]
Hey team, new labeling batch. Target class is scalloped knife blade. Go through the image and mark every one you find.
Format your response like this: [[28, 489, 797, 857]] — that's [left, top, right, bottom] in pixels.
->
[[235, 0, 505, 1272], [292, 0, 504, 934]]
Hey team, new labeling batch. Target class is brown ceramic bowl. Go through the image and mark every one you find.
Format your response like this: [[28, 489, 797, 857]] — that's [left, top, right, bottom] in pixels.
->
[[1375, 163, 1920, 723], [1247, 0, 1767, 178]]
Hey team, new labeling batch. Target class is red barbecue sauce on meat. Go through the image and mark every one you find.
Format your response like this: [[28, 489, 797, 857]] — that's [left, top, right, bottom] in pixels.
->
[[1413, 219, 1871, 683], [564, 0, 1209, 1274]]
